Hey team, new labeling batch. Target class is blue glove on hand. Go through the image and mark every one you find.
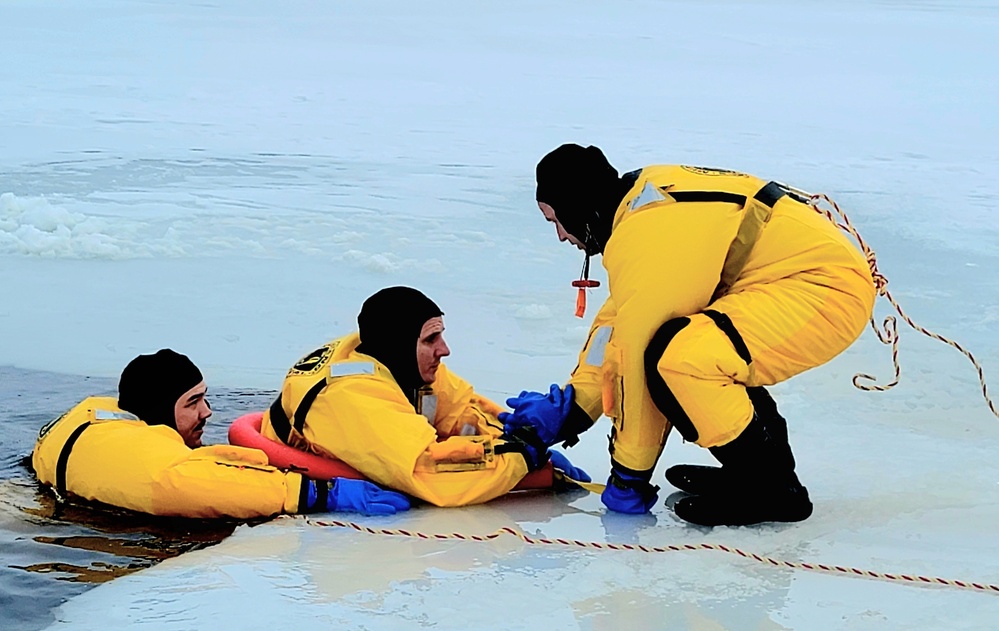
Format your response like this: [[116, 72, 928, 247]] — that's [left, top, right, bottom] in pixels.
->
[[548, 450, 591, 483], [600, 469, 660, 515], [498, 384, 575, 446], [314, 478, 411, 516]]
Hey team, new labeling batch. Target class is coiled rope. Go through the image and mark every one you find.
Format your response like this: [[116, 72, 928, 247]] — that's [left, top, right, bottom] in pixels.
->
[[306, 518, 999, 595], [806, 192, 998, 420]]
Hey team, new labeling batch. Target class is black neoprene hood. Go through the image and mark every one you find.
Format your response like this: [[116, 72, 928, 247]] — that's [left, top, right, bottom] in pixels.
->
[[356, 286, 444, 399], [535, 143, 624, 254], [118, 349, 203, 428]]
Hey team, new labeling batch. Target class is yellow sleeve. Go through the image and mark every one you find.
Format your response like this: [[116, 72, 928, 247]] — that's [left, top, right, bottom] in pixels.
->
[[431, 364, 505, 439], [151, 445, 304, 519], [302, 376, 529, 507], [568, 295, 618, 421]]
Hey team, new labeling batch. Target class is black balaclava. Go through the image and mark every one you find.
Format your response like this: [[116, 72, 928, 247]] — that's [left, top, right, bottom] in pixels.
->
[[118, 349, 203, 428], [356, 286, 444, 404], [535, 143, 633, 255]]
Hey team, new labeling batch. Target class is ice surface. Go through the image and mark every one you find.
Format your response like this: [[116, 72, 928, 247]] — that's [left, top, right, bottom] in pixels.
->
[[2, 0, 998, 629]]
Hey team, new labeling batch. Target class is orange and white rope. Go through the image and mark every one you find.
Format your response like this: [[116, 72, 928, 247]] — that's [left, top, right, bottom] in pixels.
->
[[307, 518, 999, 595], [808, 193, 999, 420]]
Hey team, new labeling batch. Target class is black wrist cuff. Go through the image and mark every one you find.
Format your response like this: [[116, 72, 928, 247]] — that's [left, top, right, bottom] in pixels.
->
[[298, 479, 332, 514], [499, 426, 551, 471], [555, 400, 596, 448], [609, 470, 660, 500]]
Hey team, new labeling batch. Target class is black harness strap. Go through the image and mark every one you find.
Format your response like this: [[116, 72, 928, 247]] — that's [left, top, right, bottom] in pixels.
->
[[268, 377, 329, 445], [55, 421, 92, 498], [662, 181, 787, 208], [295, 379, 329, 434], [667, 190, 747, 205], [753, 180, 787, 207], [268, 395, 294, 444]]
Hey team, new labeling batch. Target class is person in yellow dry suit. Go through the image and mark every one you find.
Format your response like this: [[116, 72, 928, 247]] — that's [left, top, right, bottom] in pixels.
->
[[501, 144, 876, 527], [32, 349, 410, 519], [260, 286, 589, 507]]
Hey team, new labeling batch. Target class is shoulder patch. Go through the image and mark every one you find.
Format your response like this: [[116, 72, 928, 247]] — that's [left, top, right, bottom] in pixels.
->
[[680, 165, 749, 177], [289, 344, 336, 376], [629, 181, 668, 211], [37, 412, 67, 439], [329, 361, 376, 378]]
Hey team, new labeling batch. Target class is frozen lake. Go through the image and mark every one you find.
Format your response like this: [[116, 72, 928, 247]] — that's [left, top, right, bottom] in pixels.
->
[[2, 0, 999, 629]]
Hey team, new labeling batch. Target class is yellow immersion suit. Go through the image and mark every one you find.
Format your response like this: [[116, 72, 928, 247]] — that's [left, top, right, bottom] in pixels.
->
[[568, 165, 876, 475], [33, 397, 305, 519], [261, 334, 530, 507]]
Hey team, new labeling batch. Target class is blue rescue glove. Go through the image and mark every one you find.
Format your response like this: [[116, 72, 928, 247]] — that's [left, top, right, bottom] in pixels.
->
[[548, 450, 591, 483], [307, 478, 411, 516], [498, 383, 575, 446], [600, 468, 660, 515]]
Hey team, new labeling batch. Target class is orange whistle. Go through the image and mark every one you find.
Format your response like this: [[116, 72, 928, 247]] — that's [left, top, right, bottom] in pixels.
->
[[572, 279, 601, 318]]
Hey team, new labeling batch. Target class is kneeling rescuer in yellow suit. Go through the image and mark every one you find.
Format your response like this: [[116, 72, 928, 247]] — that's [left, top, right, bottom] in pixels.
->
[[501, 144, 875, 527]]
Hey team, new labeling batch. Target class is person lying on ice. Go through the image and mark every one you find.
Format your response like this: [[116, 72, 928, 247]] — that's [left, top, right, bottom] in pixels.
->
[[260, 286, 589, 507], [33, 349, 410, 519], [500, 144, 876, 527]]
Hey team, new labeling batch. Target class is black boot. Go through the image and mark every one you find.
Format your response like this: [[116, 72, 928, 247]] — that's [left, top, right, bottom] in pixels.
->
[[664, 387, 782, 496], [665, 464, 729, 496], [671, 403, 812, 527]]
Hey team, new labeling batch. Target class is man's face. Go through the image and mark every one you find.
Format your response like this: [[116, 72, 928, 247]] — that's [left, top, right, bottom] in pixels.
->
[[173, 380, 211, 448], [539, 201, 586, 251], [416, 316, 450, 383]]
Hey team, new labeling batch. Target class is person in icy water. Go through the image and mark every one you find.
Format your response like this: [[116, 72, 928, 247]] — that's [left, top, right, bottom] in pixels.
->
[[500, 144, 876, 527], [32, 349, 410, 519], [261, 286, 589, 507]]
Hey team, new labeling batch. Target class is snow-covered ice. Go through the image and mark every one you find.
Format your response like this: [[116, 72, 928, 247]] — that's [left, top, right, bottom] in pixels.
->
[[3, 0, 999, 629]]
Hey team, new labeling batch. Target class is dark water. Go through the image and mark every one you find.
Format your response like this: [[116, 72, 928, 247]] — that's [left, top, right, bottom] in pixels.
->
[[0, 366, 276, 631]]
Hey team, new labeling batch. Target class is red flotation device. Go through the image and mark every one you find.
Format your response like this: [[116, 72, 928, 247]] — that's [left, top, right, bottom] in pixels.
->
[[228, 412, 554, 491]]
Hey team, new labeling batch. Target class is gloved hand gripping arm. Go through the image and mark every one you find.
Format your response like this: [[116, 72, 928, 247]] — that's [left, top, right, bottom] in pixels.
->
[[301, 478, 412, 516], [500, 384, 587, 447]]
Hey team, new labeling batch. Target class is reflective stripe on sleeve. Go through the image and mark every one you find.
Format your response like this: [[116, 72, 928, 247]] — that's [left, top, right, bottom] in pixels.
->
[[585, 326, 613, 367]]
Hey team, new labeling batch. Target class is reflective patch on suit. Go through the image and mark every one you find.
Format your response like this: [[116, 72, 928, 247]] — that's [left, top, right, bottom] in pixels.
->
[[329, 361, 375, 378], [629, 181, 668, 211], [94, 409, 139, 421], [586, 326, 613, 367], [416, 390, 438, 424]]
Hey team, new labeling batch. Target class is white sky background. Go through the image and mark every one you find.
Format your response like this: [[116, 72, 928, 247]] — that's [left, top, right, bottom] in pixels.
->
[[3, 1, 999, 628]]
